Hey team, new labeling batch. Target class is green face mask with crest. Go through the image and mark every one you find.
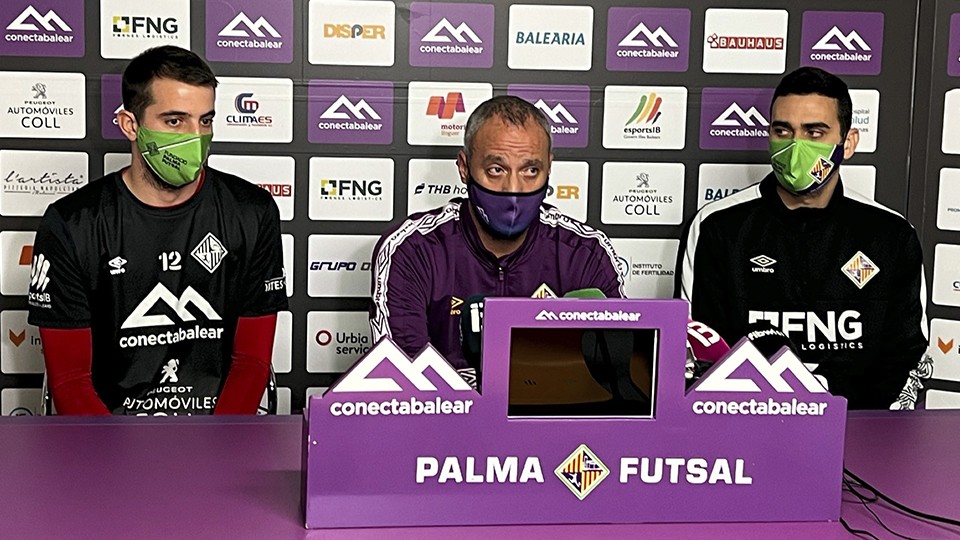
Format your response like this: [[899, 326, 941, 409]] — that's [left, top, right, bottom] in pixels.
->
[[136, 126, 212, 187], [768, 138, 845, 195]]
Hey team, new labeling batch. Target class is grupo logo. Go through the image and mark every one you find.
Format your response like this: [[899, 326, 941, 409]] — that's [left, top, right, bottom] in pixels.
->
[[327, 339, 474, 417], [310, 260, 371, 272], [1, 2, 83, 58], [800, 12, 883, 75]]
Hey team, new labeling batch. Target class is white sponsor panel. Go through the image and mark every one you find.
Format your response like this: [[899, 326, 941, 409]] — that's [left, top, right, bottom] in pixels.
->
[[212, 77, 293, 143], [610, 238, 679, 298], [929, 318, 960, 382], [1, 231, 35, 296], [407, 81, 492, 146], [546, 161, 589, 222], [305, 386, 328, 410], [932, 243, 960, 307], [702, 9, 788, 74], [282, 233, 293, 298], [0, 150, 88, 217], [307, 0, 395, 66], [407, 159, 465, 215], [849, 89, 879, 154], [104, 153, 131, 173], [1, 388, 41, 416], [1, 310, 43, 374], [208, 154, 295, 221], [507, 4, 593, 71], [943, 89, 960, 155], [0, 71, 85, 139], [259, 386, 292, 415], [307, 234, 378, 297], [267, 311, 292, 374], [601, 162, 684, 225], [841, 165, 876, 201], [938, 168, 960, 231], [100, 0, 190, 59], [696, 163, 768, 209], [309, 157, 394, 222], [602, 85, 687, 150], [306, 311, 372, 373], [925, 390, 960, 409]]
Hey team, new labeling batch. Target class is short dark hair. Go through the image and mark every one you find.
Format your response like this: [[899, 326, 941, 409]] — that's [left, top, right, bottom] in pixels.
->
[[772, 67, 852, 138], [122, 45, 218, 120], [463, 95, 552, 155]]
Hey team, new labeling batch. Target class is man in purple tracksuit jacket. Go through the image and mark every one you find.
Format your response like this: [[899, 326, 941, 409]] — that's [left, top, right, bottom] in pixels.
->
[[370, 96, 624, 370]]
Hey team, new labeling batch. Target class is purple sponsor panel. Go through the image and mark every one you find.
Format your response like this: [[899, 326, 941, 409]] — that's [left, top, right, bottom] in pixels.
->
[[307, 80, 394, 145], [606, 7, 690, 72], [0, 0, 84, 57], [101, 74, 125, 141], [799, 11, 883, 76], [304, 298, 846, 528], [409, 2, 495, 68], [949, 13, 960, 77], [204, 0, 293, 63], [699, 87, 774, 151], [507, 84, 590, 149]]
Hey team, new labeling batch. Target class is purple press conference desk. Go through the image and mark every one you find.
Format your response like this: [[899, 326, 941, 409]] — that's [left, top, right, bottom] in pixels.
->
[[1, 411, 959, 539]]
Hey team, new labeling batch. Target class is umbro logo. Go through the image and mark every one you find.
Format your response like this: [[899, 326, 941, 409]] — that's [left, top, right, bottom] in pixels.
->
[[422, 18, 481, 44], [812, 26, 870, 52], [331, 339, 472, 393], [219, 12, 281, 38], [750, 255, 775, 274], [320, 95, 382, 120], [108, 256, 127, 275], [713, 103, 769, 127]]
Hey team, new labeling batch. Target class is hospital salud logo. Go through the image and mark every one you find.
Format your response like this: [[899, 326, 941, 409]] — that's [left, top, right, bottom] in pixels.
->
[[800, 11, 884, 75]]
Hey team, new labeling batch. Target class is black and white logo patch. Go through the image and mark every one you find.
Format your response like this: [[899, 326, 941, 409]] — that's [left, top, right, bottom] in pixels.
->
[[749, 255, 776, 274], [191, 233, 227, 273]]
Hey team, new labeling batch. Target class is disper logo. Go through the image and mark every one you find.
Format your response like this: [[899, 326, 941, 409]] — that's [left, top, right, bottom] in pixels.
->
[[327, 340, 474, 418], [423, 18, 481, 44], [8, 6, 72, 32], [692, 340, 829, 417], [323, 23, 385, 39], [619, 23, 677, 48], [121, 283, 222, 329], [812, 26, 870, 52], [219, 13, 280, 38]]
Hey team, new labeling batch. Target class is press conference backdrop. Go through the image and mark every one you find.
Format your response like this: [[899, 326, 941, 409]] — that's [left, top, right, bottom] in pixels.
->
[[0, 0, 954, 414]]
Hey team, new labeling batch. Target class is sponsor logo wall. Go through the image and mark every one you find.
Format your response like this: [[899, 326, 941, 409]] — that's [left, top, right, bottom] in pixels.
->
[[0, 0, 931, 412]]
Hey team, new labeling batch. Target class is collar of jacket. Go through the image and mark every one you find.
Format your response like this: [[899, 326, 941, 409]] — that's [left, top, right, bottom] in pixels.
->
[[457, 197, 543, 270], [759, 172, 845, 224]]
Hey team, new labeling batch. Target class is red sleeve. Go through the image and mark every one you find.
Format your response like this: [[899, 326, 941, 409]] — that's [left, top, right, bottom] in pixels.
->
[[39, 327, 111, 415], [214, 314, 277, 415]]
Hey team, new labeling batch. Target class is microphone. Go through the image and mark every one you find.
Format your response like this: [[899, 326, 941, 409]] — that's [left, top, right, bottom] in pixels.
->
[[459, 294, 489, 388], [743, 321, 828, 390], [685, 320, 730, 384]]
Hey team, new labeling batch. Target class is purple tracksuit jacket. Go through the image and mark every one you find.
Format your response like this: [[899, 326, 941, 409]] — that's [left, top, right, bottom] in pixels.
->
[[370, 198, 625, 369]]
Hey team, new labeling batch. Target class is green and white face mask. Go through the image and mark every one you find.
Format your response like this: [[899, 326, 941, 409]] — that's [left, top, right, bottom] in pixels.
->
[[136, 126, 212, 188], [769, 138, 845, 196]]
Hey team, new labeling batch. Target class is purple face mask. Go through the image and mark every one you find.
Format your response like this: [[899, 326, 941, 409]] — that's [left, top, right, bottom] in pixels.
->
[[467, 178, 548, 239]]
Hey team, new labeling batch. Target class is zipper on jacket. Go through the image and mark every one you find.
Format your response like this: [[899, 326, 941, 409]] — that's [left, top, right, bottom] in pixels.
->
[[498, 266, 504, 282]]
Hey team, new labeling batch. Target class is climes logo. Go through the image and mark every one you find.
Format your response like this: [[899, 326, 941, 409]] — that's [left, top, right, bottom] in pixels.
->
[[534, 100, 577, 125], [812, 26, 870, 52], [713, 103, 768, 127], [234, 92, 259, 114], [320, 96, 381, 120], [121, 283, 222, 329], [618, 22, 677, 48], [7, 6, 72, 32], [219, 12, 280, 38], [332, 339, 472, 393], [422, 18, 481, 44], [426, 92, 465, 119]]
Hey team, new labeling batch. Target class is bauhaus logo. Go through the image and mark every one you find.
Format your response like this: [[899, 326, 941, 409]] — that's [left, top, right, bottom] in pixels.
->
[[326, 339, 474, 417], [321, 96, 381, 120], [219, 13, 280, 38], [713, 103, 768, 127], [423, 19, 481, 44], [813, 27, 870, 51], [535, 100, 576, 125], [696, 341, 827, 394], [121, 283, 221, 329], [619, 23, 677, 48], [7, 6, 72, 32]]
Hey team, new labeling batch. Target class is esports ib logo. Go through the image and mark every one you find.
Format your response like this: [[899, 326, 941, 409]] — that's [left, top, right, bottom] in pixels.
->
[[555, 444, 609, 500], [626, 93, 662, 126]]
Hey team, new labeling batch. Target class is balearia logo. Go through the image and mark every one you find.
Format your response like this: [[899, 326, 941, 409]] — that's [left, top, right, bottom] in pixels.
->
[[693, 341, 829, 417], [327, 339, 474, 417], [555, 444, 609, 500], [119, 283, 224, 348], [535, 309, 642, 322], [749, 255, 776, 273], [8, 6, 72, 34], [748, 310, 864, 352]]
